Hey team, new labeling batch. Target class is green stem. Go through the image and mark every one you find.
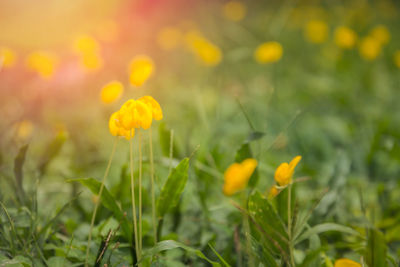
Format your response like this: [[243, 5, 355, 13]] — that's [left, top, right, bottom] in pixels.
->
[[149, 128, 157, 244], [129, 132, 140, 264], [242, 192, 254, 266], [138, 130, 143, 258], [85, 137, 118, 267], [288, 184, 295, 267]]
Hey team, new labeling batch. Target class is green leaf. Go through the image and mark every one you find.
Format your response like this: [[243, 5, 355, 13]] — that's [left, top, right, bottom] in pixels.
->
[[14, 144, 29, 202], [248, 191, 289, 259], [67, 178, 131, 243], [142, 240, 221, 266], [249, 235, 279, 267], [157, 158, 189, 218], [47, 257, 71, 267], [295, 223, 362, 245], [366, 228, 387, 267], [208, 244, 232, 267]]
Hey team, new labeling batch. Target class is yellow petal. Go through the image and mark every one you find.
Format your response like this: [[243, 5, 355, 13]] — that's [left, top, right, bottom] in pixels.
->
[[254, 41, 283, 64], [129, 55, 154, 87], [334, 258, 361, 267], [138, 95, 163, 120], [26, 51, 58, 79], [334, 26, 357, 49], [223, 158, 257, 196], [0, 47, 17, 68], [100, 81, 124, 104], [304, 20, 329, 44]]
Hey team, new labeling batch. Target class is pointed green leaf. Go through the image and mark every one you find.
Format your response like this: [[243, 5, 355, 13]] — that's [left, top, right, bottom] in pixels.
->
[[295, 223, 362, 245], [366, 228, 387, 267]]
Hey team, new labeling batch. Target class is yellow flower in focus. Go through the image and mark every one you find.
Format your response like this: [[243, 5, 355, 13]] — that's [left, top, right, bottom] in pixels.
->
[[73, 35, 100, 54], [254, 41, 283, 64], [370, 25, 390, 45], [80, 52, 103, 72], [274, 156, 301, 186], [0, 47, 17, 68], [359, 37, 381, 61], [100, 81, 124, 104], [304, 20, 329, 44], [129, 55, 154, 87], [268, 185, 280, 199], [138, 96, 163, 121], [394, 50, 400, 68], [185, 31, 222, 66], [334, 258, 361, 267], [223, 158, 258, 196], [109, 111, 132, 140], [26, 51, 58, 79], [222, 1, 247, 22], [118, 99, 153, 130], [157, 27, 182, 50], [334, 26, 357, 49], [16, 120, 34, 140]]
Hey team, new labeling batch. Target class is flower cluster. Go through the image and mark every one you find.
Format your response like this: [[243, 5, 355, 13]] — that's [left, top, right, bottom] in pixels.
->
[[109, 96, 163, 139]]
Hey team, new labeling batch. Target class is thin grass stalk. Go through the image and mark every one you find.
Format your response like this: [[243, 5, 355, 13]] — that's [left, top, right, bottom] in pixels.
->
[[85, 137, 118, 267], [129, 130, 140, 264], [149, 128, 157, 244], [288, 184, 295, 267], [138, 130, 143, 257]]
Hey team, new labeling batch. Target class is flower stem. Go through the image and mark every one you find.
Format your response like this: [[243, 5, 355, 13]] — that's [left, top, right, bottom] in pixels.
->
[[129, 131, 140, 265], [85, 137, 118, 267], [288, 184, 295, 267], [138, 130, 143, 257], [242, 191, 254, 266], [149, 128, 157, 245]]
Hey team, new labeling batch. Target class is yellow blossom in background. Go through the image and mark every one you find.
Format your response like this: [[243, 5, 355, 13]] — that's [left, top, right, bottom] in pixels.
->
[[359, 36, 381, 61], [334, 26, 357, 49], [185, 31, 222, 66], [100, 81, 124, 104], [223, 158, 258, 196], [118, 99, 152, 130], [16, 120, 34, 140], [0, 47, 17, 68], [274, 156, 301, 186], [128, 55, 154, 87], [254, 41, 283, 64], [394, 50, 400, 68], [138, 96, 163, 121], [222, 1, 247, 22], [26, 51, 58, 79], [370, 25, 390, 45], [334, 258, 361, 267], [73, 35, 100, 54], [80, 52, 103, 72], [304, 20, 329, 44], [268, 185, 280, 199], [157, 27, 182, 50], [109, 111, 132, 140]]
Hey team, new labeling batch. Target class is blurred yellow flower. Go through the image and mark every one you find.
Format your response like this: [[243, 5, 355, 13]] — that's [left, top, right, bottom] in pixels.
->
[[359, 36, 381, 61], [129, 55, 154, 87], [138, 96, 163, 121], [109, 111, 132, 140], [274, 156, 301, 186], [16, 120, 34, 140], [80, 52, 103, 72], [0, 47, 17, 68], [334, 258, 361, 267], [304, 20, 329, 44], [268, 185, 280, 199], [254, 41, 283, 64], [394, 50, 400, 68], [100, 81, 124, 104], [370, 25, 390, 45], [185, 31, 222, 66], [26, 51, 58, 79], [157, 27, 182, 51], [334, 26, 357, 49], [73, 35, 100, 54], [222, 1, 247, 22], [223, 158, 258, 196], [118, 99, 153, 130]]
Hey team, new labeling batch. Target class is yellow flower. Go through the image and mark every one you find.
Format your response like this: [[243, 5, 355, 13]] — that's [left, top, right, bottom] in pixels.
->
[[268, 185, 280, 199], [80, 52, 103, 72], [222, 1, 247, 22], [359, 36, 381, 61], [100, 81, 124, 104], [394, 50, 400, 68], [129, 55, 154, 87], [304, 20, 329, 44], [334, 258, 361, 267], [0, 47, 17, 68], [254, 41, 283, 64], [274, 156, 301, 186], [157, 27, 182, 50], [109, 111, 132, 140], [370, 25, 390, 45], [118, 99, 153, 130], [185, 31, 222, 66], [26, 51, 58, 79], [73, 35, 100, 54], [223, 158, 258, 196], [138, 96, 163, 121], [16, 120, 34, 140], [334, 26, 357, 49]]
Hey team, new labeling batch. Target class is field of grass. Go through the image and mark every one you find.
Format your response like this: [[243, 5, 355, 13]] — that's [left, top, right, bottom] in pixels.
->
[[1, 0, 400, 266]]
